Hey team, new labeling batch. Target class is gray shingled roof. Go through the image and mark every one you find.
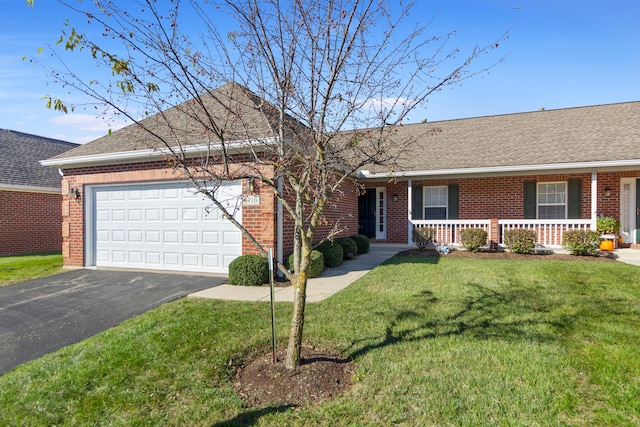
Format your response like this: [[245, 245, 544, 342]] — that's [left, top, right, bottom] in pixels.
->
[[0, 130, 78, 189], [49, 82, 305, 161], [47, 79, 640, 175], [365, 101, 640, 174]]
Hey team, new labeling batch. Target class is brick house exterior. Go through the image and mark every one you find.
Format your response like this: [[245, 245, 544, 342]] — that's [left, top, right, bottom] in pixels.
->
[[0, 130, 78, 256], [43, 83, 358, 273], [358, 102, 640, 249], [43, 87, 640, 273]]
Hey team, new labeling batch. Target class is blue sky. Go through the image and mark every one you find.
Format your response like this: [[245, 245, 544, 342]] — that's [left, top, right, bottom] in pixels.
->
[[0, 0, 638, 144]]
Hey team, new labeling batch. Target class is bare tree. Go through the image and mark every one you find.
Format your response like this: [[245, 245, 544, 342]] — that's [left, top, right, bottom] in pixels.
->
[[29, 0, 505, 368]]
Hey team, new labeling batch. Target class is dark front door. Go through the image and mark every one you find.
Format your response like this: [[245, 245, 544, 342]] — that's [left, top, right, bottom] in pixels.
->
[[358, 188, 376, 238]]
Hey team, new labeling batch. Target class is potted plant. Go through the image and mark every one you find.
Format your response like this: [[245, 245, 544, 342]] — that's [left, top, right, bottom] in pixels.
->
[[596, 216, 620, 251]]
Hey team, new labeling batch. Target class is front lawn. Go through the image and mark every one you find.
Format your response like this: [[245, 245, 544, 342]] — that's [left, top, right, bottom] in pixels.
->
[[1, 256, 638, 426], [0, 253, 63, 287]]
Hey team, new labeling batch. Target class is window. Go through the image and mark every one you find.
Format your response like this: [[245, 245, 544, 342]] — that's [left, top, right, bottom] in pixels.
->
[[537, 182, 566, 219], [424, 186, 448, 219]]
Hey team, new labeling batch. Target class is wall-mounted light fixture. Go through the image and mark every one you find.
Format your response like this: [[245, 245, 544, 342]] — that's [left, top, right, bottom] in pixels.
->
[[392, 194, 398, 202], [248, 178, 259, 193], [604, 187, 611, 197], [68, 188, 81, 200]]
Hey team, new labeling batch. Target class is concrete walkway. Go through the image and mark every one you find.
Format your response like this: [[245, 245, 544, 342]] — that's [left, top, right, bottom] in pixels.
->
[[613, 248, 640, 266], [189, 244, 640, 303], [189, 243, 407, 303]]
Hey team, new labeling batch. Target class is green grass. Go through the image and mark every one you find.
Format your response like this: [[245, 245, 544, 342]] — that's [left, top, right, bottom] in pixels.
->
[[1, 256, 638, 426], [0, 252, 63, 287]]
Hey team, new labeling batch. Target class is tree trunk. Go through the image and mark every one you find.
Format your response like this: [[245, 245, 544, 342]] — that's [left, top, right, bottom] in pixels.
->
[[285, 273, 307, 369]]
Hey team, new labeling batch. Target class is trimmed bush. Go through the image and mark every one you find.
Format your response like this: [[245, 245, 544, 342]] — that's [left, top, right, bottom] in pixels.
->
[[349, 234, 370, 254], [503, 229, 537, 254], [228, 254, 269, 286], [412, 227, 436, 251], [460, 228, 487, 253], [562, 230, 600, 256], [314, 240, 344, 268], [286, 249, 325, 278], [335, 237, 358, 260]]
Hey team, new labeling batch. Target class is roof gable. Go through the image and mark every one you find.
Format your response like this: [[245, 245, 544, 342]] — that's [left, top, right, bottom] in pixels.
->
[[49, 82, 290, 162], [0, 130, 78, 189]]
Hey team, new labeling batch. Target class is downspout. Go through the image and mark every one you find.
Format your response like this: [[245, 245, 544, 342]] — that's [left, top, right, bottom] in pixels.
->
[[407, 179, 413, 246], [591, 170, 598, 231]]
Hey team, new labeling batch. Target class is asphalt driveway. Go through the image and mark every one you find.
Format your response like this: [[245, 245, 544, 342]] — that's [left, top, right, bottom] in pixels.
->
[[0, 269, 225, 374]]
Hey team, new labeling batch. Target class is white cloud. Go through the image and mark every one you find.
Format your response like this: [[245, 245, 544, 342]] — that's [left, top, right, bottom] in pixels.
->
[[49, 113, 129, 133]]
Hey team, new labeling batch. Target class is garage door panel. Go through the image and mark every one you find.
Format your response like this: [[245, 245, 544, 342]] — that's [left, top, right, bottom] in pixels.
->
[[202, 231, 219, 244], [223, 230, 241, 245], [128, 209, 143, 221], [145, 209, 161, 221], [163, 208, 179, 221], [129, 230, 143, 242], [93, 181, 241, 274]]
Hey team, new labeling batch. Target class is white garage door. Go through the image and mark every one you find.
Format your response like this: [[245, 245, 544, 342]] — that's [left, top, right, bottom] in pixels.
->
[[92, 181, 242, 274]]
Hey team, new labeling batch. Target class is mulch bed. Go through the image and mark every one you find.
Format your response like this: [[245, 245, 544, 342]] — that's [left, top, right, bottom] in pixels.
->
[[398, 248, 618, 262], [233, 346, 356, 407]]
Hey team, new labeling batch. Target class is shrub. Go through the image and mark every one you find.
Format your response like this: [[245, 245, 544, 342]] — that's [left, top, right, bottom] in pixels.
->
[[335, 237, 358, 260], [596, 216, 620, 234], [460, 228, 487, 253], [349, 234, 370, 254], [412, 227, 436, 251], [228, 255, 269, 286], [562, 230, 600, 256], [314, 240, 344, 268], [503, 229, 537, 254], [286, 250, 324, 278]]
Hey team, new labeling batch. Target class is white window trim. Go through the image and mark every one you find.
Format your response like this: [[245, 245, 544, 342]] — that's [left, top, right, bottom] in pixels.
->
[[423, 186, 448, 220], [376, 187, 386, 240], [537, 181, 567, 219]]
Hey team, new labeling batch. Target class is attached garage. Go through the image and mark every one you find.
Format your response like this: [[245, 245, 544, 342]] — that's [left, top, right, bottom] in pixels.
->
[[86, 181, 242, 274]]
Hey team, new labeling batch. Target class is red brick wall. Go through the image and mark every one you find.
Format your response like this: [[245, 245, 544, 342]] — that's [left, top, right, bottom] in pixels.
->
[[280, 178, 360, 257], [0, 190, 62, 256], [241, 178, 277, 255], [414, 173, 593, 220]]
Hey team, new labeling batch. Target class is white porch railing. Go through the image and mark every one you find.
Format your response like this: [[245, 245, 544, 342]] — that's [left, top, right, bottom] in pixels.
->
[[412, 220, 491, 246], [498, 219, 592, 248], [411, 219, 593, 248]]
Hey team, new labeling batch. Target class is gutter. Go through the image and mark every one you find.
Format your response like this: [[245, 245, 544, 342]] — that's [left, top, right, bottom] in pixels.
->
[[357, 159, 640, 179], [0, 184, 60, 194], [40, 138, 278, 169]]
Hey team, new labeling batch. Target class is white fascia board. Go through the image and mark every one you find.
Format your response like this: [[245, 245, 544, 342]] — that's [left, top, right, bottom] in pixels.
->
[[0, 184, 60, 194], [40, 137, 278, 168], [357, 159, 640, 179]]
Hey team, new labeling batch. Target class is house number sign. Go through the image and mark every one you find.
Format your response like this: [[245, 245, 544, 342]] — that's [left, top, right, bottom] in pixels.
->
[[244, 195, 261, 206]]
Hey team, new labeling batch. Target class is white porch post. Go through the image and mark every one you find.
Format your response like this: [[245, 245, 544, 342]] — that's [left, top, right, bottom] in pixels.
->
[[591, 170, 598, 231], [407, 179, 413, 246]]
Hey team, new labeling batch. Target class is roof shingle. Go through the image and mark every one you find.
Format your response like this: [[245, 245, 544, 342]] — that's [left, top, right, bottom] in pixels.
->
[[368, 101, 640, 174], [0, 129, 78, 189]]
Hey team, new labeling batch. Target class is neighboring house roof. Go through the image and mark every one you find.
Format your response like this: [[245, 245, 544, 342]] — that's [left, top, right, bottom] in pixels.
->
[[0, 129, 78, 191], [361, 101, 640, 178], [45, 82, 308, 167]]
